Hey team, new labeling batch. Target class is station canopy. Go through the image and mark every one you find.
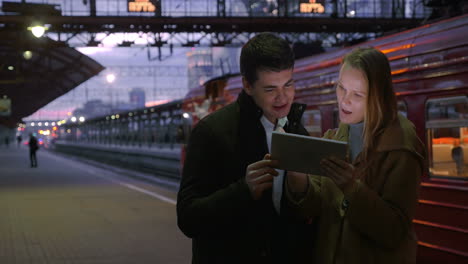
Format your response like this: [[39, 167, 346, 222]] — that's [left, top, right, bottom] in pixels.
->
[[0, 31, 104, 127]]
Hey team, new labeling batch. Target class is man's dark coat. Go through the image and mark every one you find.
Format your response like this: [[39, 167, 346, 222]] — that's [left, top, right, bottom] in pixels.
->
[[177, 91, 315, 264]]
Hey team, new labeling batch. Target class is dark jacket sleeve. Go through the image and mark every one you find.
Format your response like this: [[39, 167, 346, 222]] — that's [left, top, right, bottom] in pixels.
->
[[176, 120, 254, 238]]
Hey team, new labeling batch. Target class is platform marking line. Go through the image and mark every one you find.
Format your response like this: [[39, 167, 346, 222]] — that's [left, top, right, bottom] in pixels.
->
[[44, 151, 177, 205], [117, 182, 176, 205]]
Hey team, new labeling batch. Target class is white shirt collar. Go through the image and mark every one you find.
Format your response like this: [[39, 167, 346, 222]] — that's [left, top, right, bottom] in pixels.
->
[[260, 116, 288, 131], [260, 115, 275, 132]]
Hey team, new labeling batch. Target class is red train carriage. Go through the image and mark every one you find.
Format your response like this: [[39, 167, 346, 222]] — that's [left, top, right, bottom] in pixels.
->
[[183, 14, 468, 263], [180, 74, 237, 166], [182, 74, 237, 127]]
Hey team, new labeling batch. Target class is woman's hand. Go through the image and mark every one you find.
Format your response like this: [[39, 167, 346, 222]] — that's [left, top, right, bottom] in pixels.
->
[[320, 156, 356, 191], [286, 171, 309, 194]]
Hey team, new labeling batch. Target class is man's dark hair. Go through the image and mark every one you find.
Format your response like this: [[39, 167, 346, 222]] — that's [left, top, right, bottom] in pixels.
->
[[240, 32, 294, 85]]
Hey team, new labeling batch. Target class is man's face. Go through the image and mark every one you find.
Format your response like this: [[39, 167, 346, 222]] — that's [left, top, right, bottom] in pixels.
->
[[243, 69, 295, 124], [336, 64, 368, 124]]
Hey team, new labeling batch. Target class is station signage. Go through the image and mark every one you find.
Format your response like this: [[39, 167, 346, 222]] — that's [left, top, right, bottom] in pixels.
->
[[127, 0, 160, 13], [299, 0, 325, 14], [0, 98, 11, 117]]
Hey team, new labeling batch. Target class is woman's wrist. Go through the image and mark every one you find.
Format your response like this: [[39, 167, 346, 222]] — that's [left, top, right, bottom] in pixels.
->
[[287, 172, 309, 197]]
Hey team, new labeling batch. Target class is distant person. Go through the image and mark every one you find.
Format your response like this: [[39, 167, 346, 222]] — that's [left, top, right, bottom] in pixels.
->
[[177, 33, 314, 264], [16, 135, 22, 148], [452, 145, 464, 175], [285, 47, 426, 264], [4, 136, 9, 148], [176, 125, 185, 143], [28, 133, 39, 168]]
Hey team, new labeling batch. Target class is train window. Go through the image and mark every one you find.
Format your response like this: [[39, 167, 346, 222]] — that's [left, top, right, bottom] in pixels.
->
[[301, 109, 322, 137], [426, 96, 468, 180], [397, 101, 408, 117]]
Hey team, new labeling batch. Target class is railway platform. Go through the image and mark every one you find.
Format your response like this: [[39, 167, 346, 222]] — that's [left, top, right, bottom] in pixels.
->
[[0, 146, 191, 264]]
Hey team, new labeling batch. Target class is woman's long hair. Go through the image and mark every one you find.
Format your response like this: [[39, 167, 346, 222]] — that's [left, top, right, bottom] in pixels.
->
[[341, 47, 398, 164]]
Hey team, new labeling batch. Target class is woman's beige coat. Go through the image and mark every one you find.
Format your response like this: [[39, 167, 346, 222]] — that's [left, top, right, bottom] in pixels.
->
[[287, 115, 426, 264]]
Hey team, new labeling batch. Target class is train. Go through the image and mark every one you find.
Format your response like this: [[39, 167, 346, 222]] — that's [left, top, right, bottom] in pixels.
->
[[61, 14, 468, 263]]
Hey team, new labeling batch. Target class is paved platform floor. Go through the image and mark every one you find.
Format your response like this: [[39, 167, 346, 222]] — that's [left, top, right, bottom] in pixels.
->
[[0, 146, 191, 264]]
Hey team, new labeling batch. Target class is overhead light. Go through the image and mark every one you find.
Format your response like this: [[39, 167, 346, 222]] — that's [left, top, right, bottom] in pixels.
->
[[28, 25, 48, 38], [23, 51, 33, 60], [106, 73, 116, 83], [7, 66, 14, 71]]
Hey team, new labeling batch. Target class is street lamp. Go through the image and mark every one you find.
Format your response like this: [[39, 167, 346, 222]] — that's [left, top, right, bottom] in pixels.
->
[[106, 73, 116, 108]]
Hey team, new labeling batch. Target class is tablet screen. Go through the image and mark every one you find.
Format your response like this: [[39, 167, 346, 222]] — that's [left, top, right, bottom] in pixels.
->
[[271, 132, 348, 174]]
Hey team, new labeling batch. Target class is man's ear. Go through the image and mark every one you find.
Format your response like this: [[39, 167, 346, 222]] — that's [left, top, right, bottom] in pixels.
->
[[242, 77, 253, 96]]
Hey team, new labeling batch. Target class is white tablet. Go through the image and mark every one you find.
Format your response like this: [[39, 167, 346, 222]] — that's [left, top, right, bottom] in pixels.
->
[[271, 132, 348, 175]]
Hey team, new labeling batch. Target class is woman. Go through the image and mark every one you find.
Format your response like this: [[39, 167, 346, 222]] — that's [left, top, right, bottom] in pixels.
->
[[285, 47, 425, 264]]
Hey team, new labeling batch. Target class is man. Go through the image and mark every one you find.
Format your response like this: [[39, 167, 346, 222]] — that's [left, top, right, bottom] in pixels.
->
[[177, 33, 314, 264], [17, 135, 22, 148], [28, 133, 39, 168], [4, 136, 9, 148]]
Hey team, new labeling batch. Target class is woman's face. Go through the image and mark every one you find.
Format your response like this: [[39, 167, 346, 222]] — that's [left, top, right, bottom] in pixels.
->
[[336, 64, 368, 124]]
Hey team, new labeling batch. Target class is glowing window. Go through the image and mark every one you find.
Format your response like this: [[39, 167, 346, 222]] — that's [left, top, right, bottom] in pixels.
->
[[426, 96, 468, 180], [301, 109, 322, 137]]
